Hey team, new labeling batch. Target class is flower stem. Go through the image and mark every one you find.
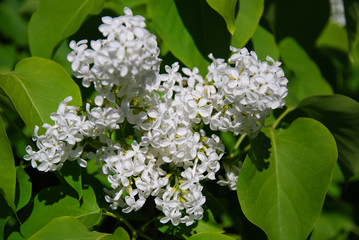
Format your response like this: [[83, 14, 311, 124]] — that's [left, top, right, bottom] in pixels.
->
[[271, 106, 296, 130], [234, 133, 247, 151]]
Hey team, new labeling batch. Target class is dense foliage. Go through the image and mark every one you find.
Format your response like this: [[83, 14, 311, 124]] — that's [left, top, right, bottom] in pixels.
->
[[1, 0, 359, 239]]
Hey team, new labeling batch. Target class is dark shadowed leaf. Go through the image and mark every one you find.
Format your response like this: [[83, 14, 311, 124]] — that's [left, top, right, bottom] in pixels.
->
[[0, 1, 28, 46], [20, 185, 102, 238], [298, 94, 359, 180], [274, 0, 329, 51], [15, 166, 32, 211], [59, 161, 83, 199], [0, 194, 13, 240]]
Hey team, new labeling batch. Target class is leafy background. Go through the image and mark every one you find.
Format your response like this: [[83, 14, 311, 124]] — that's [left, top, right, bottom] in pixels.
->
[[1, 0, 359, 239]]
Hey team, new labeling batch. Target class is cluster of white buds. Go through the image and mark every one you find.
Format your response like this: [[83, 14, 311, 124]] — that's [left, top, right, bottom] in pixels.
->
[[24, 8, 288, 226]]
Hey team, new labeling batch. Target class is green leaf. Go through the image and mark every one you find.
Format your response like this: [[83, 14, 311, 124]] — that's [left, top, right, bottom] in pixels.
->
[[7, 231, 25, 240], [148, 0, 231, 74], [0, 1, 28, 46], [316, 22, 348, 53], [102, 227, 130, 240], [20, 185, 102, 238], [0, 115, 16, 212], [237, 118, 337, 240], [298, 94, 359, 180], [278, 37, 333, 106], [104, 0, 147, 17], [188, 233, 235, 240], [0, 194, 13, 240], [15, 166, 32, 211], [206, 0, 237, 35], [231, 0, 264, 48], [0, 57, 82, 132], [157, 208, 223, 239], [314, 210, 354, 240], [0, 44, 16, 74], [28, 0, 104, 58], [59, 161, 83, 199], [252, 25, 280, 61], [27, 216, 109, 240]]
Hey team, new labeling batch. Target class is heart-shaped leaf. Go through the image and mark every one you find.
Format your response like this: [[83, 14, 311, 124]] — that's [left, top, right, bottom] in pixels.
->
[[237, 118, 337, 240]]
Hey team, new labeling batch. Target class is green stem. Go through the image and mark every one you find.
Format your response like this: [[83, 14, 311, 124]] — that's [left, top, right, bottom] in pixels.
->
[[103, 210, 152, 240], [234, 133, 247, 150], [103, 210, 136, 237], [271, 106, 296, 130]]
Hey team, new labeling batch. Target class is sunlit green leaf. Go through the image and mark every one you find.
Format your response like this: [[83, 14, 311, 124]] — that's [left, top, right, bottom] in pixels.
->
[[29, 0, 104, 58], [206, 0, 237, 35], [102, 227, 130, 240], [278, 37, 333, 106], [188, 232, 235, 240], [0, 115, 16, 212], [15, 166, 32, 211], [298, 94, 359, 180], [20, 185, 102, 238], [231, 0, 264, 48], [252, 25, 280, 61], [27, 216, 109, 240], [7, 230, 25, 240], [0, 57, 82, 133], [237, 118, 337, 240], [316, 22, 348, 53]]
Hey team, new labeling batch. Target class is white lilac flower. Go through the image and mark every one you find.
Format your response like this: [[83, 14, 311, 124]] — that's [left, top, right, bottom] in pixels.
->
[[25, 7, 288, 227]]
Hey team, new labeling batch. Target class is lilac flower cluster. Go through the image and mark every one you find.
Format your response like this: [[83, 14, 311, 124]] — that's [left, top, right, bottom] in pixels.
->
[[24, 8, 288, 226]]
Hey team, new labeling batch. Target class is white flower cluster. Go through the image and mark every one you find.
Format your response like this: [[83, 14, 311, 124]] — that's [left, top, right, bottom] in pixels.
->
[[24, 8, 288, 226], [329, 0, 346, 26]]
